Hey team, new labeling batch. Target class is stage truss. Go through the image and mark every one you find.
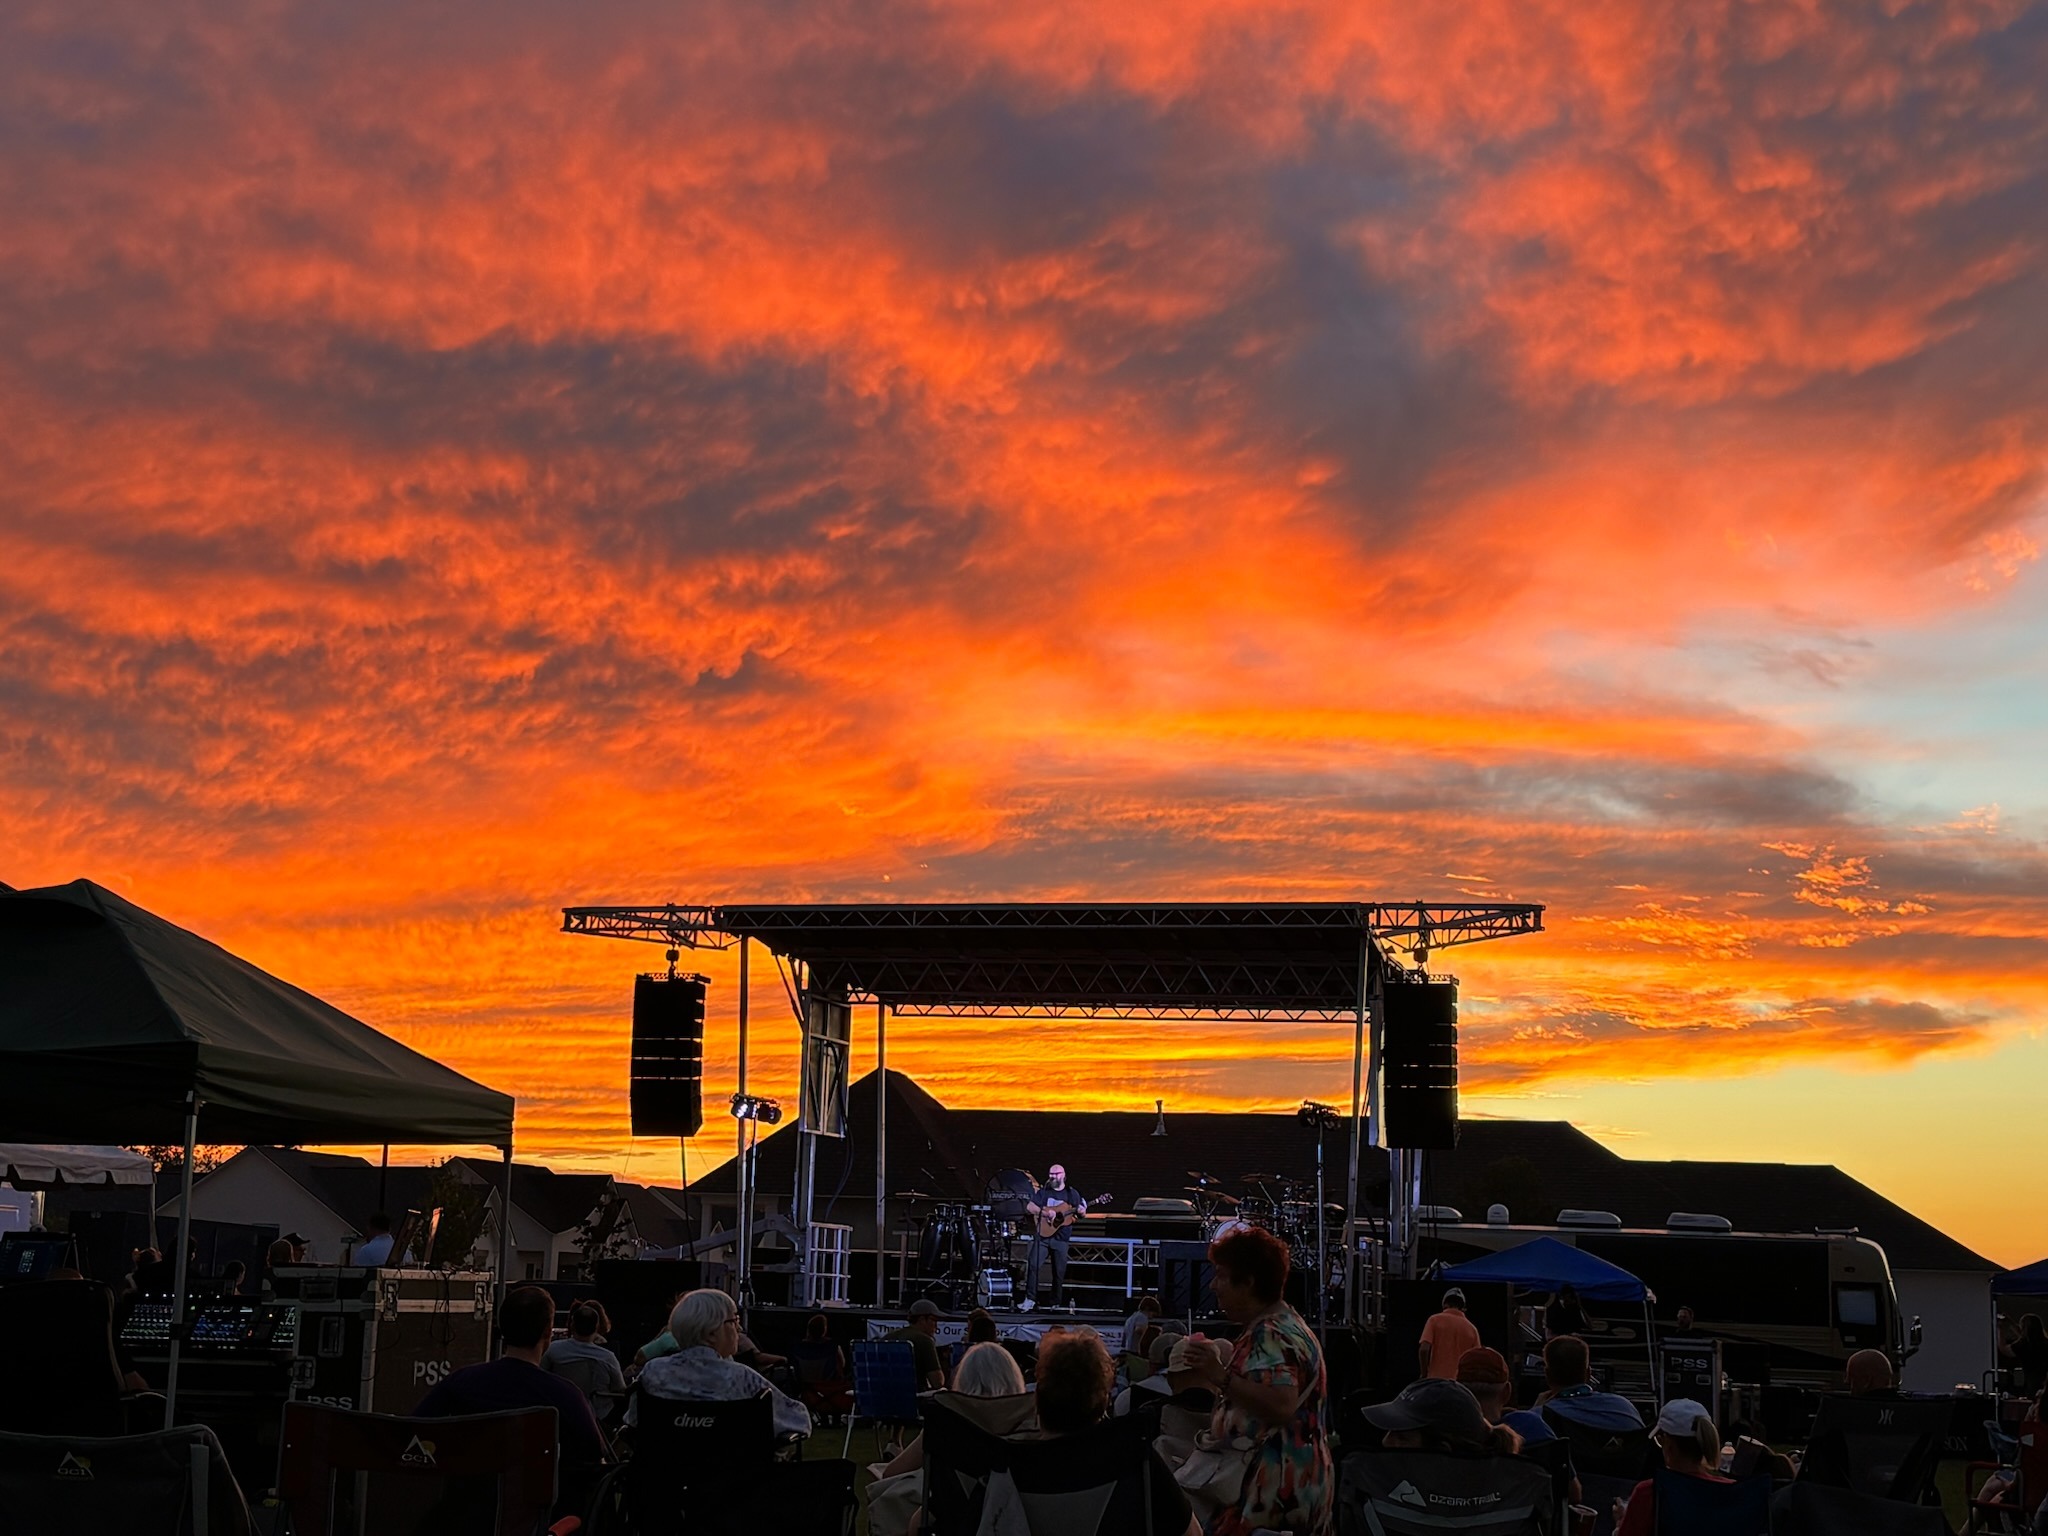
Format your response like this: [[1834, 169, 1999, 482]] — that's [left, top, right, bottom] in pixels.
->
[[560, 898, 1545, 1323]]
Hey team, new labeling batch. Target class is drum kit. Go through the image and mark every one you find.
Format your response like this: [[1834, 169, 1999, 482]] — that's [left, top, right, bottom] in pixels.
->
[[1187, 1169, 1342, 1279], [904, 1170, 1038, 1296]]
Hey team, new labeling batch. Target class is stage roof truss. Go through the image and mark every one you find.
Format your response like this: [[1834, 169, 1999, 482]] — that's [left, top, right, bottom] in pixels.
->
[[560, 900, 1544, 1018]]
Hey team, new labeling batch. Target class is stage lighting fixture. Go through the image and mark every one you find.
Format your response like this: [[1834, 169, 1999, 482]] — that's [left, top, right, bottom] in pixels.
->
[[1298, 1100, 1340, 1128], [729, 1093, 783, 1125]]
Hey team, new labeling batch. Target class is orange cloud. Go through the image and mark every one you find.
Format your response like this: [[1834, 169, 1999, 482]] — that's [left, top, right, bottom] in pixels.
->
[[1, 0, 2045, 1246]]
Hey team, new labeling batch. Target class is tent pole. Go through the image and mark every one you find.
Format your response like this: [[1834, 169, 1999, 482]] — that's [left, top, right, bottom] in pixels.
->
[[1345, 923, 1367, 1326], [496, 1142, 515, 1354], [164, 1093, 199, 1429], [875, 1001, 887, 1309], [736, 937, 751, 1308]]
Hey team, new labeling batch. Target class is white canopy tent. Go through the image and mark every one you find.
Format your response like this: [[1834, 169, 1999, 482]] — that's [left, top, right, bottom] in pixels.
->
[[0, 1143, 155, 1188]]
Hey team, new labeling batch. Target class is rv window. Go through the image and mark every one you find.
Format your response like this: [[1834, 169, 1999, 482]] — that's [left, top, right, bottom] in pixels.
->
[[1835, 1285, 1880, 1328], [1579, 1235, 1829, 1325]]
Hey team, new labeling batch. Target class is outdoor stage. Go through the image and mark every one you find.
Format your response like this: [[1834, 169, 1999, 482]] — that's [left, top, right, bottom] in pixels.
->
[[564, 899, 1547, 1324]]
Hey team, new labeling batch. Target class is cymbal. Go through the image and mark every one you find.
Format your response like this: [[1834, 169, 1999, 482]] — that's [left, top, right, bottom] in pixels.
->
[[1186, 1171, 1227, 1187], [895, 1189, 936, 1201], [1185, 1187, 1239, 1205], [1241, 1172, 1301, 1185]]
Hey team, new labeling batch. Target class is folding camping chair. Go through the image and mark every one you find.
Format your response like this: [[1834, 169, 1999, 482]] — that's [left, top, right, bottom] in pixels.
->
[[1649, 1468, 1771, 1535], [843, 1339, 922, 1458], [0, 1424, 251, 1536], [918, 1390, 1038, 1536], [1796, 1393, 1951, 1506], [276, 1401, 576, 1536]]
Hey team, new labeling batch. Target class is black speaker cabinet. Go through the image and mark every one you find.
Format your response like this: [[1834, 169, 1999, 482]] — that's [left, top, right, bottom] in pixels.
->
[[630, 973, 708, 1137], [1383, 981, 1459, 1149]]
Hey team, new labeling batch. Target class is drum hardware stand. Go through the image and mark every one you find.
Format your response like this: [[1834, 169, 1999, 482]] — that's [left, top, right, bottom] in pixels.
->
[[1300, 1100, 1341, 1332]]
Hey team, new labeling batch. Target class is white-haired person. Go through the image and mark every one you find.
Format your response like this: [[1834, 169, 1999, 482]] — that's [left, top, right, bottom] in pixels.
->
[[867, 1342, 1030, 1536], [630, 1288, 811, 1439], [1613, 1398, 1727, 1536]]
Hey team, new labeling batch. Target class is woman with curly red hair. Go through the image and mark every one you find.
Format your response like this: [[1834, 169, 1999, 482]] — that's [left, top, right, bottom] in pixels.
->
[[1185, 1225, 1334, 1533]]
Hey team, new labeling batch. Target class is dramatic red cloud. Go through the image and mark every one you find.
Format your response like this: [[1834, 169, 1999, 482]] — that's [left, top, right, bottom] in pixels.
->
[[2, 0, 2045, 1257]]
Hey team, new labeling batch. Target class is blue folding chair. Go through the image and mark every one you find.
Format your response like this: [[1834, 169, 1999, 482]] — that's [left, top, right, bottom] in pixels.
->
[[1653, 1469, 1771, 1534], [843, 1339, 922, 1457]]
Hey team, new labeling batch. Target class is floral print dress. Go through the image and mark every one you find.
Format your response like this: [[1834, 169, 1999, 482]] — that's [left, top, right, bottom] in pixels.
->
[[1211, 1303, 1333, 1534]]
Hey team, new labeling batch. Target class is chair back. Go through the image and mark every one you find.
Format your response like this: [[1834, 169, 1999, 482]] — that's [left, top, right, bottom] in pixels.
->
[[0, 1279, 127, 1436], [790, 1339, 847, 1387], [1769, 1479, 1949, 1535], [1651, 1469, 1770, 1535], [1796, 1393, 1950, 1504], [276, 1401, 558, 1536], [920, 1391, 1037, 1535], [629, 1387, 776, 1480], [996, 1415, 1171, 1536], [545, 1354, 620, 1419], [851, 1339, 924, 1422], [0, 1425, 250, 1536], [2017, 1419, 2048, 1516], [1514, 1438, 1575, 1530], [1538, 1406, 1655, 1480], [1339, 1448, 1558, 1535]]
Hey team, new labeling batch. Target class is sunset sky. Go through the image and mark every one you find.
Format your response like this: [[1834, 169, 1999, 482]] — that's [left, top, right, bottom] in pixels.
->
[[3, 2, 2045, 1265]]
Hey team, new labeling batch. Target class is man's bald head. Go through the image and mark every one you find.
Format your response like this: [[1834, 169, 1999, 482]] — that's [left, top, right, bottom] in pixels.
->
[[1846, 1349, 1894, 1395]]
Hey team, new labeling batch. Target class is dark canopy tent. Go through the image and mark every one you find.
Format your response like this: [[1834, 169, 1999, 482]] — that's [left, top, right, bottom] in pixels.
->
[[1992, 1258, 2048, 1296], [0, 879, 513, 1145], [1443, 1236, 1657, 1399], [1441, 1236, 1649, 1302], [0, 878, 515, 1421]]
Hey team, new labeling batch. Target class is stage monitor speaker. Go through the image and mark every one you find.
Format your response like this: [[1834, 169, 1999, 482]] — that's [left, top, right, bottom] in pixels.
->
[[630, 973, 708, 1138], [1159, 1240, 1217, 1319], [1382, 980, 1459, 1149]]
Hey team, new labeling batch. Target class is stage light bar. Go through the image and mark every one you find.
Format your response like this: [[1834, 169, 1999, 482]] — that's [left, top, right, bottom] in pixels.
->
[[729, 1093, 783, 1125]]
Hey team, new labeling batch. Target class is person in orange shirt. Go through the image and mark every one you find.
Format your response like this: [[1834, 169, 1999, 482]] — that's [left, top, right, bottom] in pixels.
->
[[1417, 1288, 1481, 1379]]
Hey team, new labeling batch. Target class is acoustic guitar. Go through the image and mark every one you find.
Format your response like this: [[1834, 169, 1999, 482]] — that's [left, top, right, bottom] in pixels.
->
[[1033, 1193, 1112, 1239]]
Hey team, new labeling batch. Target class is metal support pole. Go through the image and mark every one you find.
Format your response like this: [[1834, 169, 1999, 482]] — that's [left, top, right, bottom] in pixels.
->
[[1345, 924, 1368, 1325], [736, 937, 751, 1306], [496, 1142, 515, 1351], [1367, 945, 1389, 1316], [793, 964, 814, 1306], [163, 1093, 200, 1428], [377, 1142, 389, 1217], [1315, 1122, 1328, 1334], [875, 1001, 888, 1308]]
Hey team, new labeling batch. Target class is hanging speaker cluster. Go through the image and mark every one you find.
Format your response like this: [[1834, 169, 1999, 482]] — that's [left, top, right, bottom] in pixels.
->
[[1383, 980, 1459, 1149], [630, 973, 708, 1138]]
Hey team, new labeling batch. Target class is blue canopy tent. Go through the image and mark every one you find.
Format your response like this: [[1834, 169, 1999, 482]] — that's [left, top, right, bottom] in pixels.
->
[[1442, 1236, 1660, 1402], [1992, 1258, 2048, 1296], [1442, 1236, 1649, 1301]]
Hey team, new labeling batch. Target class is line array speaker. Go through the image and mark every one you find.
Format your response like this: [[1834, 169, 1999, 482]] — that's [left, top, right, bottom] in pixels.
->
[[630, 973, 708, 1138], [1382, 980, 1458, 1149]]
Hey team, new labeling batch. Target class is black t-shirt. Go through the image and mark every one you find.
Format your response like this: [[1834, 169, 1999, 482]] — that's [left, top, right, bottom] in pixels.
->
[[1032, 1184, 1086, 1236], [2013, 1332, 2048, 1389]]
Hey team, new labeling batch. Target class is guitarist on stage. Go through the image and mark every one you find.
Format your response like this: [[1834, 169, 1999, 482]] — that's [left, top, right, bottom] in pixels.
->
[[1021, 1165, 1088, 1311]]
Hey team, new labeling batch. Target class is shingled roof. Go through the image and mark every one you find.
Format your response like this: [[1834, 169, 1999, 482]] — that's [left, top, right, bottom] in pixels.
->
[[698, 1070, 1995, 1273]]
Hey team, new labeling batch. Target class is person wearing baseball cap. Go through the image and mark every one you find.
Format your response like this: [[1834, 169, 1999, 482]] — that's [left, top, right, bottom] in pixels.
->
[[1612, 1398, 1726, 1536], [1456, 1345, 1554, 1444], [1418, 1286, 1480, 1379], [1361, 1377, 1520, 1455]]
